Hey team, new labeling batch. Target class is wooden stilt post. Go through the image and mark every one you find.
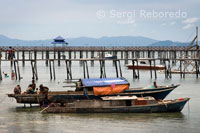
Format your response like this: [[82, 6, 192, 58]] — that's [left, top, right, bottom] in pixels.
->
[[53, 60, 56, 80], [149, 60, 152, 79], [34, 50, 37, 60], [91, 51, 94, 66], [17, 50, 19, 60], [46, 50, 49, 66], [65, 60, 72, 79], [5, 51, 7, 60], [74, 51, 76, 59], [85, 60, 89, 78], [42, 50, 44, 59], [118, 60, 122, 77], [180, 60, 182, 78], [31, 61, 35, 80], [13, 61, 18, 80], [103, 60, 106, 78], [17, 61, 21, 80], [168, 60, 172, 79], [83, 60, 86, 78], [0, 60, 2, 80], [121, 51, 123, 59], [31, 60, 38, 80], [99, 60, 103, 78], [49, 60, 52, 80], [86, 51, 88, 58], [132, 60, 136, 79], [153, 59, 157, 79], [114, 60, 119, 77], [164, 60, 167, 78], [136, 60, 140, 79], [22, 50, 25, 67], [58, 51, 61, 66]]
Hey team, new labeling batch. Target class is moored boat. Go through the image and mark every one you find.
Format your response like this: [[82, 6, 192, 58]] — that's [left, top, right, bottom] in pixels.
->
[[126, 60, 165, 70], [42, 96, 190, 113], [7, 78, 179, 104]]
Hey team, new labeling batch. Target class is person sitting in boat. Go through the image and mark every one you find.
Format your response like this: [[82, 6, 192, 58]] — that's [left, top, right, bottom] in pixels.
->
[[35, 88, 39, 94], [14, 85, 21, 94], [26, 84, 34, 94], [153, 81, 158, 88], [39, 84, 49, 95], [31, 80, 36, 92]]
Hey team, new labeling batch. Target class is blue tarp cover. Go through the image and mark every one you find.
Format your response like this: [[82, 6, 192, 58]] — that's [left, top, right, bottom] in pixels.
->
[[82, 78, 129, 87]]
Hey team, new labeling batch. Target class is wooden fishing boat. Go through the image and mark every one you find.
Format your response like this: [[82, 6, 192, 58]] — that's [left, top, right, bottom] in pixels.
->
[[42, 96, 190, 113], [126, 60, 165, 70], [7, 78, 179, 104]]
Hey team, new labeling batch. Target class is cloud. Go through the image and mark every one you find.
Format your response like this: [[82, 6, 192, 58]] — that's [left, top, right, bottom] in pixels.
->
[[182, 24, 194, 30], [117, 20, 136, 25], [182, 17, 199, 24], [170, 21, 176, 25], [161, 23, 166, 26], [182, 17, 198, 30]]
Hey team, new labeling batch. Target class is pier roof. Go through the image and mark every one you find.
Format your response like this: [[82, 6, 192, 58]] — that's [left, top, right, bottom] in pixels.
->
[[52, 36, 68, 45]]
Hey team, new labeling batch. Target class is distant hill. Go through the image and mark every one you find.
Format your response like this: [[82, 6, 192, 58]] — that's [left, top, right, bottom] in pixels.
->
[[0, 34, 197, 47], [0, 35, 158, 46], [150, 40, 189, 46], [67, 36, 158, 46]]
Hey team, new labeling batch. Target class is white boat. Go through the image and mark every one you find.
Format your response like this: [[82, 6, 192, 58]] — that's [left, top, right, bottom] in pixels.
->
[[126, 60, 165, 70]]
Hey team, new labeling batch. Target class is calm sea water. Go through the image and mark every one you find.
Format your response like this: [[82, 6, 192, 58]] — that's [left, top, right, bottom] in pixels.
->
[[0, 54, 200, 133]]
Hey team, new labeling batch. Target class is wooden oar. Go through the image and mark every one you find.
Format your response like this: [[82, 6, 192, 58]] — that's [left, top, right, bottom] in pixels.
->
[[40, 105, 50, 113]]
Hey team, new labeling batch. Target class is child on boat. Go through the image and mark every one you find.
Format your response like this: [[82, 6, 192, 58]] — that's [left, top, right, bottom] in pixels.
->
[[14, 85, 21, 94]]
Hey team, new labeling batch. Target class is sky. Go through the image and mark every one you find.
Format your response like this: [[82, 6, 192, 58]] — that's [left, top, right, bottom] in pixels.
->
[[0, 0, 199, 42]]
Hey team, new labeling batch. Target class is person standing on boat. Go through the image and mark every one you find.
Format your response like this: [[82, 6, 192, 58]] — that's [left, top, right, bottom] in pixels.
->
[[8, 47, 12, 60], [14, 85, 21, 94], [11, 48, 15, 59], [0, 48, 2, 60]]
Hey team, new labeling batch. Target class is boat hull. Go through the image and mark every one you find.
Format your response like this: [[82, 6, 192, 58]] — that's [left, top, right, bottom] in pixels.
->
[[8, 85, 179, 104], [127, 65, 165, 70], [104, 56, 117, 59], [44, 98, 189, 113]]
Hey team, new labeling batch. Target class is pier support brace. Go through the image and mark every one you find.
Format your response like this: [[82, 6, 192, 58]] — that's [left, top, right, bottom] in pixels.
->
[[49, 60, 56, 80], [82, 60, 89, 78], [31, 60, 38, 80], [0, 60, 2, 80], [13, 60, 21, 80], [65, 60, 72, 80], [114, 60, 122, 78], [99, 60, 106, 78]]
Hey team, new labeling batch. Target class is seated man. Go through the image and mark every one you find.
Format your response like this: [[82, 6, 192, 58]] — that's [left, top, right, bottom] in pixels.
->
[[26, 84, 34, 94], [39, 84, 49, 95], [14, 85, 21, 94]]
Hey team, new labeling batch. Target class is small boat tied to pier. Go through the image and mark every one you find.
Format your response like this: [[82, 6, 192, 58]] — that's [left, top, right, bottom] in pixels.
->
[[126, 60, 165, 70], [7, 78, 179, 105], [41, 96, 190, 113]]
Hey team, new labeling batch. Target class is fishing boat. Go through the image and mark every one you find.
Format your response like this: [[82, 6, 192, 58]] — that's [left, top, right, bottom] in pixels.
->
[[41, 96, 190, 113], [126, 60, 165, 70], [95, 52, 117, 59], [7, 78, 179, 104], [104, 53, 117, 59]]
